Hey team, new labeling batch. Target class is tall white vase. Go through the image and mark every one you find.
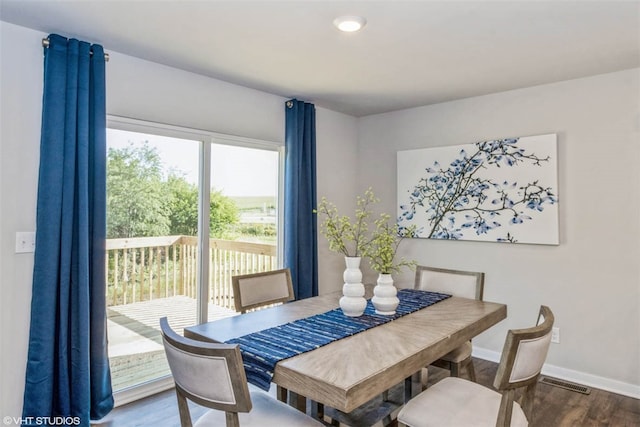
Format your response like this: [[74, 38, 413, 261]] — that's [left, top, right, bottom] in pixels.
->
[[339, 256, 367, 317], [372, 273, 399, 315]]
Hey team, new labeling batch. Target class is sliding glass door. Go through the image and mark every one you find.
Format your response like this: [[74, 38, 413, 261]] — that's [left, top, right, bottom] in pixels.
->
[[105, 120, 281, 398]]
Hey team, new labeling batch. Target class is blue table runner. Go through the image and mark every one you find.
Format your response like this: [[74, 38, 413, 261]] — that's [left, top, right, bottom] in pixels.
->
[[226, 288, 451, 390]]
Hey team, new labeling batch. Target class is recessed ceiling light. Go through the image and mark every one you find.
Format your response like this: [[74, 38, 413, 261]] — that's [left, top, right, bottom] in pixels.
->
[[333, 15, 367, 33]]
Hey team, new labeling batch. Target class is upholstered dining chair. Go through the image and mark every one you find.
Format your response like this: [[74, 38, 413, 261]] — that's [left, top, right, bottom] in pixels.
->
[[414, 265, 485, 382], [160, 317, 323, 427], [232, 268, 295, 313], [397, 305, 554, 427]]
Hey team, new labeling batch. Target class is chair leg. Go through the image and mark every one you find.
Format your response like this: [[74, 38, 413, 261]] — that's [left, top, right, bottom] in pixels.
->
[[450, 361, 460, 377], [225, 412, 240, 427], [521, 382, 538, 422], [403, 376, 413, 403], [420, 367, 429, 391], [466, 358, 477, 382], [175, 388, 193, 427], [496, 389, 515, 427]]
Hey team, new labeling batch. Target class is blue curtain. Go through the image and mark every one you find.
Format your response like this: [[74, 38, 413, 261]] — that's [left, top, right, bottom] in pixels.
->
[[284, 99, 318, 299], [22, 34, 113, 425]]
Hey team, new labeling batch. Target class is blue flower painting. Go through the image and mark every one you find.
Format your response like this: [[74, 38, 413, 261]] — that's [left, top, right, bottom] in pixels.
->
[[397, 134, 559, 245]]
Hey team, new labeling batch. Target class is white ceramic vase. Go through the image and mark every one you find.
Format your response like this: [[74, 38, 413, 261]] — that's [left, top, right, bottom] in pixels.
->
[[372, 273, 399, 315], [339, 256, 367, 317]]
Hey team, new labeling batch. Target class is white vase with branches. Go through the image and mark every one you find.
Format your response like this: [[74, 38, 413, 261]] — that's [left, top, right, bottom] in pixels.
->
[[365, 213, 416, 315], [316, 189, 377, 317]]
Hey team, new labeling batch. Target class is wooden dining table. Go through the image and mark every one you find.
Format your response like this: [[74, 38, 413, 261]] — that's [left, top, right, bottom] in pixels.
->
[[184, 287, 507, 418]]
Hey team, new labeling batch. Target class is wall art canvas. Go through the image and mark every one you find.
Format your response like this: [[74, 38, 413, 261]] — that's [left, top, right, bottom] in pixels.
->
[[397, 134, 559, 245]]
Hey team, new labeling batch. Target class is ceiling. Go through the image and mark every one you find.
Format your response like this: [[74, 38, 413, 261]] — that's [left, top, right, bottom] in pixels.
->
[[1, 1, 639, 117]]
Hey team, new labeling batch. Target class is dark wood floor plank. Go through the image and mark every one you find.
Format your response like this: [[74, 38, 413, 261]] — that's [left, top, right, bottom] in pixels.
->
[[617, 392, 640, 416], [583, 389, 615, 426], [534, 383, 586, 426]]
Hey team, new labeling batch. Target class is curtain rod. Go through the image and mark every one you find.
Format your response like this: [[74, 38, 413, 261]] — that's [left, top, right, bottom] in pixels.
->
[[42, 38, 110, 62]]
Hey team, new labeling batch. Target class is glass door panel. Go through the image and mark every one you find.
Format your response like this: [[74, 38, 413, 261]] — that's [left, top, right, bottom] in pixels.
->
[[106, 129, 201, 392], [208, 143, 279, 309]]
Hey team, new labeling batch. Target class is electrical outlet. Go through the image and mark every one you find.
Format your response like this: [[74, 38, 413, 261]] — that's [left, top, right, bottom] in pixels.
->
[[15, 231, 36, 253], [551, 327, 560, 344]]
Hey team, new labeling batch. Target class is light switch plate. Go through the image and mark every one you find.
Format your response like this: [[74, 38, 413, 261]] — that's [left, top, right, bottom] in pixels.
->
[[15, 231, 36, 253]]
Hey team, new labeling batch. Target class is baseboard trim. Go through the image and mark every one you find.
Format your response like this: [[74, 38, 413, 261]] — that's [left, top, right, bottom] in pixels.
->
[[472, 347, 640, 399]]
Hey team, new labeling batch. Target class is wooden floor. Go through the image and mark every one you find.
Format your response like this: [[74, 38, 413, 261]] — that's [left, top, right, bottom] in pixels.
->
[[97, 358, 640, 427]]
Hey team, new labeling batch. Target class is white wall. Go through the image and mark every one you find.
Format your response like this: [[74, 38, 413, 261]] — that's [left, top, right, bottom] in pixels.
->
[[0, 22, 44, 421], [315, 108, 360, 293], [0, 21, 358, 418], [357, 69, 640, 396]]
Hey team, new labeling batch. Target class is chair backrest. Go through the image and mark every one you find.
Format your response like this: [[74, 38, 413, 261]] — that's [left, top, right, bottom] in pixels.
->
[[160, 317, 252, 419], [232, 268, 295, 313], [492, 306, 554, 426], [494, 305, 554, 391], [414, 265, 484, 300]]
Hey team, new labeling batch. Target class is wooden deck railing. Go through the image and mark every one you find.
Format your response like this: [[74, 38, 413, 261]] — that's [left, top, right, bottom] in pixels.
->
[[106, 235, 277, 310]]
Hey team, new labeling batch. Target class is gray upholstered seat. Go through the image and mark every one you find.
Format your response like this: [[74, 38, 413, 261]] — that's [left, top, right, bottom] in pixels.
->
[[160, 317, 323, 427], [398, 305, 554, 427], [232, 268, 295, 313], [414, 265, 485, 382], [192, 391, 322, 426], [399, 377, 529, 427]]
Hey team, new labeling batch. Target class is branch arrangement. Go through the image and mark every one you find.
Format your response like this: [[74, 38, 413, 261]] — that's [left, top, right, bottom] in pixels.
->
[[316, 188, 416, 274]]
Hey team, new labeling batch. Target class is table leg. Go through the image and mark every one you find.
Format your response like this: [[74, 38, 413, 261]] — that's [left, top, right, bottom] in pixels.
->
[[284, 389, 322, 419], [309, 401, 324, 420], [277, 385, 288, 403], [404, 370, 423, 403], [288, 391, 307, 413]]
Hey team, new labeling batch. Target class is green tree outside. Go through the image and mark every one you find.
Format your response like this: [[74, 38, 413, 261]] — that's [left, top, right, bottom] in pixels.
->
[[107, 142, 240, 239], [107, 142, 171, 238]]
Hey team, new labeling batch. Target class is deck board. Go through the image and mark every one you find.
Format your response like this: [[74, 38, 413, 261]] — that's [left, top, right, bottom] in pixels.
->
[[108, 296, 237, 391]]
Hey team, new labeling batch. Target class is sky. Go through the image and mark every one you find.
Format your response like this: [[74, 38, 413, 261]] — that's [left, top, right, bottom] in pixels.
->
[[107, 128, 278, 197]]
